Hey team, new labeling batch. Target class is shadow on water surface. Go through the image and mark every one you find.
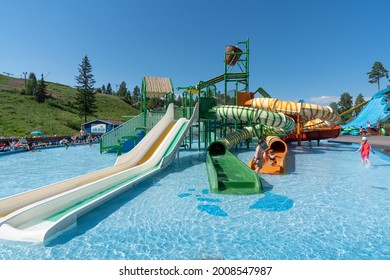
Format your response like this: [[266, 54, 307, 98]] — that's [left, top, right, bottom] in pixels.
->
[[249, 192, 294, 212], [46, 176, 163, 246], [260, 177, 274, 192], [197, 204, 228, 217], [46, 150, 207, 246], [370, 186, 388, 191], [46, 145, 299, 245], [288, 142, 355, 154], [170, 151, 207, 172]]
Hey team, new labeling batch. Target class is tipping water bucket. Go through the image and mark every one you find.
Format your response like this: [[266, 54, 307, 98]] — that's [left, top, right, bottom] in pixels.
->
[[225, 45, 242, 66]]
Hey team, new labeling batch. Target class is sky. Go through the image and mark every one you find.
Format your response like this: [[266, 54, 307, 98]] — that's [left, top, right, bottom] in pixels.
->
[[1, 0, 390, 105]]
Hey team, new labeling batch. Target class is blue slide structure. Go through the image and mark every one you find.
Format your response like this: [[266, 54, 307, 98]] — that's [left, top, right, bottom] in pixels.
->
[[342, 88, 390, 132]]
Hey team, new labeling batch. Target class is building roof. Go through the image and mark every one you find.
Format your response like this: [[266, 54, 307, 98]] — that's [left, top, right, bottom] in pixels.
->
[[143, 76, 173, 98], [83, 119, 125, 126]]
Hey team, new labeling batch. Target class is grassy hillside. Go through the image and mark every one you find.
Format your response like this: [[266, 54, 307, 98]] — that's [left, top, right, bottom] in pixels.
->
[[0, 74, 139, 137]]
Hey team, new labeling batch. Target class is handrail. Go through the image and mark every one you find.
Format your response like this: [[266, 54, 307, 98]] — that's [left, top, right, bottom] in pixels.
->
[[100, 112, 165, 153], [100, 109, 184, 153]]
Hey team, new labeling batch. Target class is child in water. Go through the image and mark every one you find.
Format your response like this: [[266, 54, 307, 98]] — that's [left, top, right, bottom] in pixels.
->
[[266, 149, 278, 166], [356, 136, 374, 166]]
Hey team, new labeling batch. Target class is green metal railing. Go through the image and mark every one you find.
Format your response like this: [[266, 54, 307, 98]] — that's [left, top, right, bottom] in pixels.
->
[[100, 113, 143, 153], [100, 112, 161, 153], [100, 109, 184, 154]]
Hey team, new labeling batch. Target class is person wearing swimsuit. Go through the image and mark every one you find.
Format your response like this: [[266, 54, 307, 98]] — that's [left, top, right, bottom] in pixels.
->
[[267, 149, 277, 166], [356, 136, 374, 166]]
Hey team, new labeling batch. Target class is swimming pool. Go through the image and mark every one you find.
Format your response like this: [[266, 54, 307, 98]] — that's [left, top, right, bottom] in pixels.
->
[[0, 141, 389, 260]]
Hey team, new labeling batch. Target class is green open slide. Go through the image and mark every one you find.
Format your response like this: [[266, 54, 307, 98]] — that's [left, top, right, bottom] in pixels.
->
[[205, 125, 263, 195], [206, 150, 262, 195]]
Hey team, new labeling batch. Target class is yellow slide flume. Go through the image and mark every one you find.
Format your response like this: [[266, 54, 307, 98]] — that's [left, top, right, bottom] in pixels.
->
[[245, 97, 341, 124]]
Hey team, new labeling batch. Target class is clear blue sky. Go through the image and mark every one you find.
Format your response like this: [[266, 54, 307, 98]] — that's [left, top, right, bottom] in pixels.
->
[[2, 0, 389, 105]]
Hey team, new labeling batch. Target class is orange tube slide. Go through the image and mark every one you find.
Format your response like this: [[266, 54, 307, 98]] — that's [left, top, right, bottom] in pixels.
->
[[248, 136, 288, 175]]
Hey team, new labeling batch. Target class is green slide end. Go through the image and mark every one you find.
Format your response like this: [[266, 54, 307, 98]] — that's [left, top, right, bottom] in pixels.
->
[[206, 151, 262, 195], [381, 128, 388, 136]]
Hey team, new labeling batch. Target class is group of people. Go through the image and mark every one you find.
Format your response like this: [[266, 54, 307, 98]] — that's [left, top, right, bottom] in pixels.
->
[[253, 139, 279, 174], [360, 120, 387, 136], [59, 134, 96, 149], [359, 121, 373, 136], [0, 139, 29, 152]]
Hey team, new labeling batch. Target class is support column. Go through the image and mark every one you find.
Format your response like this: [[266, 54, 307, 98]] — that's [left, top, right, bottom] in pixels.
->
[[297, 114, 302, 146]]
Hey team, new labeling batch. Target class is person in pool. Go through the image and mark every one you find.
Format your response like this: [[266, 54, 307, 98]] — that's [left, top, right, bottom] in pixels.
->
[[266, 149, 278, 166], [356, 136, 374, 166], [253, 139, 265, 174]]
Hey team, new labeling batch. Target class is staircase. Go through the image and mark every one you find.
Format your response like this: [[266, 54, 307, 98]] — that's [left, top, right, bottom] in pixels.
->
[[99, 111, 166, 155]]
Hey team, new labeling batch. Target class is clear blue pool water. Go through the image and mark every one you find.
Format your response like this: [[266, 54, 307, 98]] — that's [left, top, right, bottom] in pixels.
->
[[0, 141, 389, 260]]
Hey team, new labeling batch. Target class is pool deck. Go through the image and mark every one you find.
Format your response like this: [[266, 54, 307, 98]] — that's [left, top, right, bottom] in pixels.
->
[[330, 135, 390, 156]]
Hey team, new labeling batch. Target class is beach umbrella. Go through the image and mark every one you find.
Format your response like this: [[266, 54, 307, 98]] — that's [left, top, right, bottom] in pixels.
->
[[30, 130, 45, 135]]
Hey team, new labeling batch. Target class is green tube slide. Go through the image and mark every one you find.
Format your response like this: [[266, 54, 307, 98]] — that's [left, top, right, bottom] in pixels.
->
[[207, 126, 262, 194], [206, 106, 295, 195], [209, 126, 255, 156], [206, 149, 262, 195]]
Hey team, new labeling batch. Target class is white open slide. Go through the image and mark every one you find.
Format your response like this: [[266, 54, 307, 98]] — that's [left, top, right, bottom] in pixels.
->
[[0, 103, 199, 243]]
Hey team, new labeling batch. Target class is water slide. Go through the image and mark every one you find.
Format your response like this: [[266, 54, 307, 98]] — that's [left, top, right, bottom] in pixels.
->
[[0, 103, 199, 243], [207, 126, 262, 194], [248, 136, 288, 175], [206, 105, 295, 194], [244, 97, 342, 142], [245, 97, 341, 124], [341, 88, 390, 131]]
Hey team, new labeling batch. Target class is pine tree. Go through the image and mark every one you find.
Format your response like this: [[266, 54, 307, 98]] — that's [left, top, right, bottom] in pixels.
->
[[133, 85, 140, 101], [75, 55, 97, 122], [26, 72, 37, 95], [34, 74, 48, 103], [124, 89, 131, 103], [367, 61, 389, 91], [106, 83, 113, 95], [117, 81, 127, 97]]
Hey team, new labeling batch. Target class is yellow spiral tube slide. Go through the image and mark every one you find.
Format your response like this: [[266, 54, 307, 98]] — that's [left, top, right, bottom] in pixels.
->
[[247, 98, 341, 124]]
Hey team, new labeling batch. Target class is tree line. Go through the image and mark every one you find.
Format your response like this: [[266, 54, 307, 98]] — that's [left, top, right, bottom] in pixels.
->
[[96, 82, 141, 104], [329, 61, 389, 123], [21, 58, 389, 124]]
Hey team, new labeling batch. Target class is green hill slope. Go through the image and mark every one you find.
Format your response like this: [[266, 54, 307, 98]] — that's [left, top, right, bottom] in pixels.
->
[[0, 74, 139, 137]]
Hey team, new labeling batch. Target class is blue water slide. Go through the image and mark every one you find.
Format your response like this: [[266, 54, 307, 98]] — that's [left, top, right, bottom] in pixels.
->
[[342, 88, 390, 129]]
